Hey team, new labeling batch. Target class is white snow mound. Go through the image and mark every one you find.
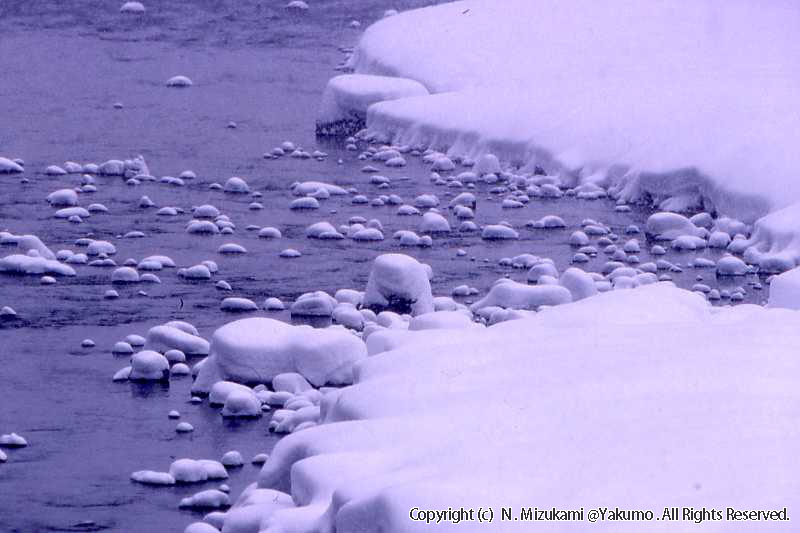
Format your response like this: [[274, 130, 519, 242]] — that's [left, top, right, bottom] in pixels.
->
[[192, 318, 367, 393]]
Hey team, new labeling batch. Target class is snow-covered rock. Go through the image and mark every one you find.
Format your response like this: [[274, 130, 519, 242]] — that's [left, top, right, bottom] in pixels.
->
[[0, 157, 24, 173], [120, 1, 145, 14], [179, 490, 230, 510], [111, 266, 139, 283], [223, 177, 249, 193], [0, 254, 76, 276], [128, 350, 169, 381], [716, 255, 748, 276], [646, 212, 702, 240], [47, 189, 78, 206], [362, 254, 433, 316], [221, 297, 259, 312], [420, 211, 450, 233], [471, 280, 572, 311], [166, 75, 193, 88], [11, 235, 56, 259], [290, 291, 336, 317], [291, 181, 348, 197], [145, 324, 209, 355], [131, 471, 175, 485], [481, 225, 518, 240], [559, 267, 598, 301], [222, 390, 262, 418], [192, 318, 367, 393], [290, 197, 320, 210], [264, 297, 285, 311], [0, 433, 27, 447]]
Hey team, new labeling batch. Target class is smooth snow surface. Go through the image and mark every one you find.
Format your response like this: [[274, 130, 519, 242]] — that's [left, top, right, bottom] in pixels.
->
[[349, 0, 800, 227], [768, 266, 800, 310], [243, 284, 800, 532]]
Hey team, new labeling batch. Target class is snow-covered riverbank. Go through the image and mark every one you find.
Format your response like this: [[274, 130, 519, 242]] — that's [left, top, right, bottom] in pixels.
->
[[210, 271, 800, 532], [320, 0, 800, 271]]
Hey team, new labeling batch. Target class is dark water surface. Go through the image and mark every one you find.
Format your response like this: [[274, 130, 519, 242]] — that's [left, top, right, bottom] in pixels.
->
[[0, 1, 767, 532]]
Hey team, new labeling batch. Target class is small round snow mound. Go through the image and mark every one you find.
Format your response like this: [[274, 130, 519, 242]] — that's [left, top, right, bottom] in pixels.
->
[[166, 75, 193, 87], [716, 255, 748, 276], [251, 453, 269, 465], [264, 297, 285, 310], [290, 291, 336, 317], [421, 212, 450, 233], [112, 341, 134, 355], [258, 227, 282, 239], [221, 451, 244, 467], [0, 157, 24, 174], [175, 422, 194, 433], [218, 243, 247, 254], [47, 189, 78, 206], [222, 390, 262, 418], [286, 0, 309, 11], [129, 350, 169, 381], [220, 297, 258, 312], [120, 1, 145, 13], [131, 470, 175, 485], [290, 197, 320, 210], [0, 433, 27, 447], [179, 489, 230, 510], [482, 225, 519, 240], [646, 212, 701, 240], [112, 266, 140, 283], [531, 215, 566, 229], [223, 177, 249, 194], [280, 249, 301, 258], [181, 264, 212, 280], [352, 228, 384, 241]]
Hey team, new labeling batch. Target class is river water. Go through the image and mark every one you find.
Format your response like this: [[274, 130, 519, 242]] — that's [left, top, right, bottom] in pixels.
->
[[0, 1, 768, 532]]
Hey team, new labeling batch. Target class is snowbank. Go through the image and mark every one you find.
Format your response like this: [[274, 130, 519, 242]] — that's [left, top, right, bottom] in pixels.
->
[[344, 0, 799, 228], [231, 284, 800, 531]]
